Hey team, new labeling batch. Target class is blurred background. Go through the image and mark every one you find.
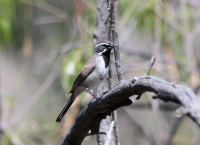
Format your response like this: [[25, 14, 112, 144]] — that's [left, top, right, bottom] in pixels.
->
[[1, 0, 200, 145]]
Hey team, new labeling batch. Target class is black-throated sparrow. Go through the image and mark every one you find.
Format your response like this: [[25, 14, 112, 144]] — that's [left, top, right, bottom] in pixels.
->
[[56, 40, 114, 122]]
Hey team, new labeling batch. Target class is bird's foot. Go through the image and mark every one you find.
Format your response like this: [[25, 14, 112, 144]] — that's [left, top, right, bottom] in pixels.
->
[[85, 88, 98, 99]]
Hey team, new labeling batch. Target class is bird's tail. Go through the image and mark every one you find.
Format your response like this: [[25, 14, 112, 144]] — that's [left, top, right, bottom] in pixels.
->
[[56, 93, 76, 122]]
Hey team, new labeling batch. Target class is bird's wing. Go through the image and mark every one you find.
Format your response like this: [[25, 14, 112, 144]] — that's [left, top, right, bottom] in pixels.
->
[[69, 57, 95, 93]]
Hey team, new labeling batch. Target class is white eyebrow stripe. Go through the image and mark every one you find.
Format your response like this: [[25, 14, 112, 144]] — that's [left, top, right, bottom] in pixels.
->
[[97, 49, 107, 55], [95, 43, 109, 48]]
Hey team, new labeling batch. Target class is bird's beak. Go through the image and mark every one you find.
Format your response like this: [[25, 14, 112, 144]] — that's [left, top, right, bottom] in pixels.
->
[[109, 43, 114, 49]]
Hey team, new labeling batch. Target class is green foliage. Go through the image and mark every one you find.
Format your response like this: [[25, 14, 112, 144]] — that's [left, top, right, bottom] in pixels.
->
[[134, 0, 156, 34], [0, 0, 24, 48], [0, 0, 14, 47]]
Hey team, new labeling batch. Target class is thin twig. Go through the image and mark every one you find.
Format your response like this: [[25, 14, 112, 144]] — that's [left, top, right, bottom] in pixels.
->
[[144, 56, 156, 76], [108, 1, 120, 144], [110, 0, 125, 82], [112, 111, 120, 145], [108, 49, 120, 145], [108, 52, 114, 89]]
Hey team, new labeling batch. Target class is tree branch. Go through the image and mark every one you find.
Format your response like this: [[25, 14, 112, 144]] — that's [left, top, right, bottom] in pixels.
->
[[108, 1, 120, 144], [144, 56, 155, 76], [110, 0, 125, 82], [61, 75, 200, 144]]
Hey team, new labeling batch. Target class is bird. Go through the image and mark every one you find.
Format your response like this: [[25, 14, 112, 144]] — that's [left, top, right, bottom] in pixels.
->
[[56, 40, 114, 122]]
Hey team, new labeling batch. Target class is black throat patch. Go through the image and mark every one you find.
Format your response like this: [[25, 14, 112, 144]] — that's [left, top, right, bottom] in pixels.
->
[[102, 49, 111, 68]]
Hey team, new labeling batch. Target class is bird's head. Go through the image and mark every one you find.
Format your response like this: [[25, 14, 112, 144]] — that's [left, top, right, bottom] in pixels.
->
[[94, 40, 114, 56]]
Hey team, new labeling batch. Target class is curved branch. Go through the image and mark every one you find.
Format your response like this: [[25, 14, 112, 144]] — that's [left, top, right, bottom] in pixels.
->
[[61, 76, 200, 145]]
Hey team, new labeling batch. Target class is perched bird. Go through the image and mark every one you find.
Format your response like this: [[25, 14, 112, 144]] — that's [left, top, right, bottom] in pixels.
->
[[56, 40, 114, 122]]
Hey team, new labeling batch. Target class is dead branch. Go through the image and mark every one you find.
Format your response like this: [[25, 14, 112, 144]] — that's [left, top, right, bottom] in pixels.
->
[[144, 56, 156, 76], [61, 75, 200, 145]]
